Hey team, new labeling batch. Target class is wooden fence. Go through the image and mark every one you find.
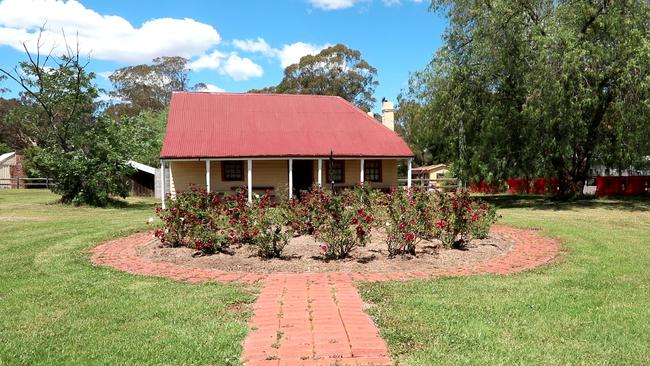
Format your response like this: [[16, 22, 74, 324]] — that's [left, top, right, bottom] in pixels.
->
[[0, 177, 54, 189]]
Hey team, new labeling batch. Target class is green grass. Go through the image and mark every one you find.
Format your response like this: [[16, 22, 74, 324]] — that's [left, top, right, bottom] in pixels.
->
[[360, 195, 650, 365], [0, 190, 255, 366], [2, 190, 650, 365]]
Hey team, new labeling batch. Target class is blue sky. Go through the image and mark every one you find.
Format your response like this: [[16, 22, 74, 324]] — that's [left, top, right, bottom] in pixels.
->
[[0, 0, 447, 113]]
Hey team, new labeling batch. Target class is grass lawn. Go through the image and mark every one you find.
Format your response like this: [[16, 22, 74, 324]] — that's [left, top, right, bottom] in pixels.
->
[[0, 190, 255, 366], [2, 190, 649, 365], [360, 195, 650, 365]]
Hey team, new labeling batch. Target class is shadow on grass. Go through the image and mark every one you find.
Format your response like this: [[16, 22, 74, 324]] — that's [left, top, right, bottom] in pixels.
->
[[42, 197, 156, 211], [482, 194, 650, 212]]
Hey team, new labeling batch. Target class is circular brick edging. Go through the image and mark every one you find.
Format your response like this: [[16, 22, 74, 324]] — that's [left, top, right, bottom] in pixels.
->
[[90, 225, 560, 284]]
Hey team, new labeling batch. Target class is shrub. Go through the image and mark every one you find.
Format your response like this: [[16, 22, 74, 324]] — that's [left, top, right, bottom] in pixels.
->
[[469, 201, 498, 239], [317, 194, 373, 259], [431, 189, 475, 248], [382, 187, 426, 255], [249, 210, 292, 258], [248, 194, 290, 258], [282, 187, 329, 235], [154, 186, 231, 254], [341, 183, 383, 217]]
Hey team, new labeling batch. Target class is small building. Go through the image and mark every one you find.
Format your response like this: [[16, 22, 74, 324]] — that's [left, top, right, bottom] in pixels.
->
[[159, 92, 414, 204], [0, 152, 26, 189], [125, 160, 156, 197], [411, 163, 450, 190]]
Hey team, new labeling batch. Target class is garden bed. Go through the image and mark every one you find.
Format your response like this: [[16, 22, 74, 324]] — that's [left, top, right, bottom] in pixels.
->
[[137, 229, 514, 273]]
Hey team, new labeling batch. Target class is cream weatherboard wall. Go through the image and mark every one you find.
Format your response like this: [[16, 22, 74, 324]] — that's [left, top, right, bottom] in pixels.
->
[[169, 159, 401, 196]]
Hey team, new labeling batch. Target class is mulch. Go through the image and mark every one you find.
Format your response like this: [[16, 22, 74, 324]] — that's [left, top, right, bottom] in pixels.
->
[[136, 229, 516, 274]]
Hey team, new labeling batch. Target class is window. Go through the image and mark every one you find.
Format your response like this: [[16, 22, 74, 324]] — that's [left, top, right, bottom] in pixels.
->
[[327, 160, 345, 183], [222, 161, 243, 181], [364, 160, 382, 182]]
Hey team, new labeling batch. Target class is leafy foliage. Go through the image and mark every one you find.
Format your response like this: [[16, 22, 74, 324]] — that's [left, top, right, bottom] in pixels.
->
[[317, 195, 373, 259], [154, 187, 291, 258], [127, 109, 168, 166], [0, 142, 10, 154], [379, 187, 498, 253], [250, 44, 379, 111], [0, 35, 153, 206], [29, 116, 151, 205], [106, 56, 206, 118], [400, 0, 650, 197]]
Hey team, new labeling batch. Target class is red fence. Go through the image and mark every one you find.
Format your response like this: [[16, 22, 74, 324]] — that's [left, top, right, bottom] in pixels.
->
[[596, 176, 650, 196], [470, 176, 650, 196]]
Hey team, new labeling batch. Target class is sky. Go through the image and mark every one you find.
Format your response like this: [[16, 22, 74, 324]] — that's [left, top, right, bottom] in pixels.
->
[[0, 0, 447, 113]]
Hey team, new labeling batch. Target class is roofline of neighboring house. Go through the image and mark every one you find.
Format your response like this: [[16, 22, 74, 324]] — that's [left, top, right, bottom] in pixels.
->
[[126, 160, 156, 175], [0, 151, 16, 165], [159, 155, 414, 161], [411, 163, 447, 172]]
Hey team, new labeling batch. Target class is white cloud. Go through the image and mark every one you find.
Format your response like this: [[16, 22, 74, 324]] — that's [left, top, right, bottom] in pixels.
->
[[187, 50, 264, 81], [97, 71, 112, 80], [276, 42, 331, 68], [197, 83, 225, 93], [306, 0, 424, 10], [307, 0, 357, 10], [231, 37, 330, 69], [0, 0, 221, 63], [187, 50, 226, 71], [220, 54, 263, 81], [232, 37, 274, 57]]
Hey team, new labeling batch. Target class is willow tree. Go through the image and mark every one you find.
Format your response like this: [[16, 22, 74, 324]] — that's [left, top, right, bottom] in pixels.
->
[[402, 0, 650, 197]]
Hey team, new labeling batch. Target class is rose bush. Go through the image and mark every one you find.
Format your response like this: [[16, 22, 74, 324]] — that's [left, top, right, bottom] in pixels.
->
[[378, 187, 498, 254], [317, 194, 373, 259], [154, 187, 287, 256], [469, 201, 499, 239], [282, 187, 329, 235], [154, 183, 497, 259], [249, 205, 292, 259], [154, 186, 226, 252]]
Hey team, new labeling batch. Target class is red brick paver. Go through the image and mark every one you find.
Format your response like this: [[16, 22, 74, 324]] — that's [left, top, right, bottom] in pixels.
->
[[91, 225, 559, 365]]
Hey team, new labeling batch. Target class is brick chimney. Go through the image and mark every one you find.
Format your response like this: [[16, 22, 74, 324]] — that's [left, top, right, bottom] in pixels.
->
[[381, 99, 394, 130]]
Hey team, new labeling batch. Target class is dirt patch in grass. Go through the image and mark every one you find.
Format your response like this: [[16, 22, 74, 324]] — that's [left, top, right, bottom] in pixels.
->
[[136, 229, 515, 274]]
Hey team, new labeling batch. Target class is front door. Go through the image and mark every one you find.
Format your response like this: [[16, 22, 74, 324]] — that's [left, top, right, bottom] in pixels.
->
[[292, 160, 313, 196]]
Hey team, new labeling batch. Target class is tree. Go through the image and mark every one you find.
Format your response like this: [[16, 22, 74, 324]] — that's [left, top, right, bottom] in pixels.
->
[[250, 44, 379, 111], [0, 74, 8, 94], [106, 56, 197, 117], [0, 33, 151, 206], [0, 98, 22, 150], [402, 0, 650, 197], [128, 109, 168, 167], [0, 142, 10, 154]]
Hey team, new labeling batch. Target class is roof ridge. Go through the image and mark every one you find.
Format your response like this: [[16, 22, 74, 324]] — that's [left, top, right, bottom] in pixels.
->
[[173, 91, 344, 99]]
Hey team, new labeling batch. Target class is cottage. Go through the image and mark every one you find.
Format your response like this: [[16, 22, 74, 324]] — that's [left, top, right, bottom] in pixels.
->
[[159, 92, 414, 205], [411, 163, 450, 190]]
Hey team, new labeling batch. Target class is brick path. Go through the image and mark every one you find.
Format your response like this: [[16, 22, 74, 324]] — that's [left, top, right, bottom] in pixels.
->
[[91, 225, 559, 365]]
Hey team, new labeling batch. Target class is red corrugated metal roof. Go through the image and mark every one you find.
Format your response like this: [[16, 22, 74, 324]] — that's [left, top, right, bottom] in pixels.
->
[[160, 92, 414, 159]]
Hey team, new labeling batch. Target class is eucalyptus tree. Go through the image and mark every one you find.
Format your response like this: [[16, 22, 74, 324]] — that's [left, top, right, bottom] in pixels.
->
[[251, 44, 379, 112]]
